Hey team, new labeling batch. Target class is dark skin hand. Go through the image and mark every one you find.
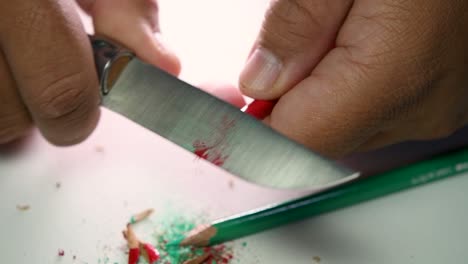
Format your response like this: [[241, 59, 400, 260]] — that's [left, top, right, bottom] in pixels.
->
[[0, 0, 180, 146], [239, 0, 468, 158]]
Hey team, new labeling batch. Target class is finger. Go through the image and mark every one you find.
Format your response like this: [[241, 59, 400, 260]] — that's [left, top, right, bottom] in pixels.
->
[[75, 0, 95, 13], [90, 0, 181, 76], [197, 81, 246, 108], [0, 51, 32, 144], [268, 1, 447, 157], [0, 0, 100, 146], [239, 0, 353, 99]]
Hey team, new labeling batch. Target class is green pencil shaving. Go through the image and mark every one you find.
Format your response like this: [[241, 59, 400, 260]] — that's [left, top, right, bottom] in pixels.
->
[[168, 148, 468, 247]]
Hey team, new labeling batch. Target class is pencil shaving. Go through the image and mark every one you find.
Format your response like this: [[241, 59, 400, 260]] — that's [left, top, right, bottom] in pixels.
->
[[182, 253, 210, 264], [130, 208, 154, 224], [123, 224, 160, 264], [16, 204, 30, 211], [95, 145, 104, 153]]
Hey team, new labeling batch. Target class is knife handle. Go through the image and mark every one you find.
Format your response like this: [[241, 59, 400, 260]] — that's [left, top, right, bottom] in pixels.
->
[[89, 35, 134, 96]]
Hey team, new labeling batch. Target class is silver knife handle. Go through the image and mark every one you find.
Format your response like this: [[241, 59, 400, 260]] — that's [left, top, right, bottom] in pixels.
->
[[89, 35, 134, 95]]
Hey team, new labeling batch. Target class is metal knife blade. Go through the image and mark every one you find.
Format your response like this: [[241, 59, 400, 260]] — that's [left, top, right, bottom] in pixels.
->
[[91, 37, 359, 189]]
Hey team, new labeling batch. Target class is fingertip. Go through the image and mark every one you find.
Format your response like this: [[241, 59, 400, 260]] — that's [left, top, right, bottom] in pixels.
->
[[154, 33, 181, 76], [40, 105, 101, 147], [197, 81, 246, 108], [239, 0, 354, 100], [135, 32, 181, 76], [90, 0, 180, 75], [238, 47, 287, 100], [36, 79, 101, 146], [36, 68, 101, 147]]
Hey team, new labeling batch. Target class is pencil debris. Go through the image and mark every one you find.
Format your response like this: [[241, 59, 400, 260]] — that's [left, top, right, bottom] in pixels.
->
[[123, 224, 160, 264], [95, 145, 104, 153], [16, 204, 30, 211], [101, 211, 241, 263], [129, 208, 154, 224], [182, 252, 210, 264], [153, 216, 235, 264]]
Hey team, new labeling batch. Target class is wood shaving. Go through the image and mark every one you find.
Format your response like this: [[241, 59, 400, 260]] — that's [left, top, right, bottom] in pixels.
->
[[16, 204, 30, 211], [183, 253, 210, 264], [95, 145, 104, 153]]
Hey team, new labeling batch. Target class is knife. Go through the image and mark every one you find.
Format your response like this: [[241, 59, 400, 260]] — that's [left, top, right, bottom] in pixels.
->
[[90, 36, 359, 189]]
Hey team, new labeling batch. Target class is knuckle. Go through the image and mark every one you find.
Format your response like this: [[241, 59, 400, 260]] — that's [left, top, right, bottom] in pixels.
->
[[339, 46, 377, 77], [339, 6, 418, 58], [260, 0, 326, 54], [33, 70, 94, 121]]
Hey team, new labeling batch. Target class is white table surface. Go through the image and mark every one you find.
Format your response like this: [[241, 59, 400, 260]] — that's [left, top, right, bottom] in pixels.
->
[[1, 1, 468, 263]]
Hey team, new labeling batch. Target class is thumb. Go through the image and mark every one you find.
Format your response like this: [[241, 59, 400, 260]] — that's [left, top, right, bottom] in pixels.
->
[[88, 0, 181, 76], [239, 0, 353, 99]]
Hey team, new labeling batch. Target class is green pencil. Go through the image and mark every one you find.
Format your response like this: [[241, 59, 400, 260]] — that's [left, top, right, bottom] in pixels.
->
[[170, 148, 468, 247]]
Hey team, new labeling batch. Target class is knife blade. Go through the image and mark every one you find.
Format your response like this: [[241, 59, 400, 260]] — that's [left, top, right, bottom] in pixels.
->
[[90, 36, 359, 189]]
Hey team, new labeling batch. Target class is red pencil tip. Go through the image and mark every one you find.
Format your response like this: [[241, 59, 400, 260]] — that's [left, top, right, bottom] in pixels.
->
[[244, 100, 277, 120]]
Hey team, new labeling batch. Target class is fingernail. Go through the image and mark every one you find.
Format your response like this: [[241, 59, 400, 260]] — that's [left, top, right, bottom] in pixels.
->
[[239, 48, 282, 93]]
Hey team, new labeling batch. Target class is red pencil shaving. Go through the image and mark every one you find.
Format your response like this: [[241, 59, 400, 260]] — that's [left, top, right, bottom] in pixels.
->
[[123, 224, 160, 264], [183, 253, 211, 264]]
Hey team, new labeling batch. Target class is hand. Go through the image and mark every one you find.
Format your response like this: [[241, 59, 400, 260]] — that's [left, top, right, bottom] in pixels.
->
[[79, 0, 180, 74], [0, 0, 180, 145], [239, 0, 468, 158]]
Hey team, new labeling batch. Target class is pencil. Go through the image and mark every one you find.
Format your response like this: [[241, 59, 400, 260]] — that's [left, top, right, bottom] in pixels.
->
[[169, 148, 468, 247], [243, 99, 277, 119]]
